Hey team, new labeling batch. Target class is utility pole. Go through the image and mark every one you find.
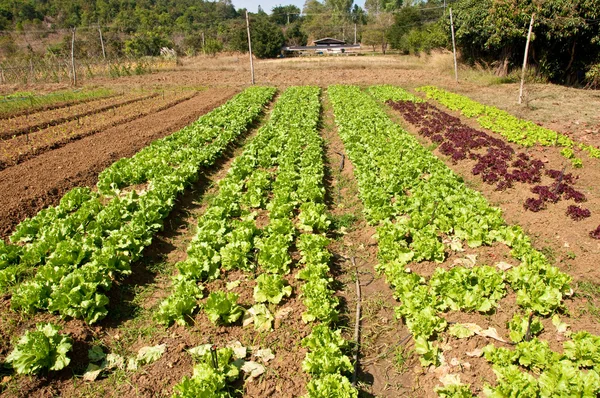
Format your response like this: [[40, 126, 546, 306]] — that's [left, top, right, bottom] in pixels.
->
[[519, 13, 535, 105], [287, 13, 290, 25], [245, 11, 255, 85], [449, 8, 458, 83], [71, 28, 77, 86], [201, 32, 205, 54], [354, 23, 357, 45], [98, 27, 106, 60]]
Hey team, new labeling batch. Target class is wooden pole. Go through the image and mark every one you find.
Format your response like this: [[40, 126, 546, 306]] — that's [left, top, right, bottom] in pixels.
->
[[71, 28, 77, 86], [449, 8, 458, 83], [245, 11, 255, 85], [519, 13, 535, 105], [354, 23, 357, 45], [201, 32, 205, 55], [98, 27, 106, 60]]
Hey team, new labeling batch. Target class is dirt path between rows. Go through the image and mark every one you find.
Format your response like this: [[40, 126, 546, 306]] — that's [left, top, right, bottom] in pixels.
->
[[0, 88, 238, 240]]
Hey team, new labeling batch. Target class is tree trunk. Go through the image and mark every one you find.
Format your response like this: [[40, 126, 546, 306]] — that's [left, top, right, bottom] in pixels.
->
[[495, 47, 511, 76]]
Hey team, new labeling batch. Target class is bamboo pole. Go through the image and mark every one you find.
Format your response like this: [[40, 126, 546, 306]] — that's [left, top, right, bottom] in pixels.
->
[[245, 11, 255, 85], [450, 8, 458, 83], [71, 28, 77, 86], [519, 14, 535, 105], [99, 27, 106, 60]]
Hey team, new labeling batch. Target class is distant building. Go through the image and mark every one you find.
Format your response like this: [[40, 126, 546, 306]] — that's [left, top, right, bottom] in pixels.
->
[[283, 37, 360, 56], [313, 38, 347, 47]]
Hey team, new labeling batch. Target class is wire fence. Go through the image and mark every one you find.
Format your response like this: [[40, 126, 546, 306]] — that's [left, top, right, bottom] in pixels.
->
[[0, 56, 177, 85]]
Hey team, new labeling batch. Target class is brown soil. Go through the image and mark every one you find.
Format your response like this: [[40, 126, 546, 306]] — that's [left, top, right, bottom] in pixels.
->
[[0, 88, 237, 240], [0, 92, 138, 139], [0, 92, 117, 120], [0, 91, 197, 171]]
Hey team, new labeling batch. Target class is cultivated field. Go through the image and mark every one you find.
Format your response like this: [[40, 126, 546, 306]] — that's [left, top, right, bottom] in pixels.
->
[[1, 54, 599, 398]]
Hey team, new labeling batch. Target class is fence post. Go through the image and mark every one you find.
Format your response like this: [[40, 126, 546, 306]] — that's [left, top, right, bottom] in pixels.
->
[[245, 11, 255, 85], [99, 27, 107, 60], [519, 13, 535, 105], [71, 28, 77, 86], [450, 8, 459, 83]]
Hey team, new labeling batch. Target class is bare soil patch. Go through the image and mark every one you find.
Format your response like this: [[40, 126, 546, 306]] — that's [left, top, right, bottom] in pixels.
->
[[0, 92, 138, 139], [0, 91, 200, 170]]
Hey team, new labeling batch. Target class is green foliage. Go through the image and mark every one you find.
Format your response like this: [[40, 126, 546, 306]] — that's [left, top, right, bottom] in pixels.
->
[[435, 384, 475, 398], [173, 345, 240, 397], [203, 39, 223, 56], [329, 85, 579, 394], [155, 276, 204, 326], [482, 332, 600, 397], [124, 31, 173, 57], [204, 291, 244, 325], [301, 325, 353, 376], [253, 274, 292, 304], [304, 374, 358, 398], [6, 87, 275, 324], [6, 323, 72, 375], [250, 16, 284, 59], [451, 0, 600, 84], [508, 314, 544, 343], [430, 266, 506, 313]]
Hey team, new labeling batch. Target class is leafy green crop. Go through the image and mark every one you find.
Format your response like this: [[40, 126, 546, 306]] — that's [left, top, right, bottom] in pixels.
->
[[173, 345, 240, 398], [4, 87, 274, 324], [204, 291, 244, 325], [6, 323, 72, 375], [329, 85, 580, 396], [304, 374, 358, 398], [253, 273, 292, 304], [417, 86, 598, 163], [302, 325, 353, 376]]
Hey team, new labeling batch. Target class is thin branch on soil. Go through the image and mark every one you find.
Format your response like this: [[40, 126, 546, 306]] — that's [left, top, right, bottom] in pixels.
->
[[335, 151, 345, 171], [351, 256, 361, 387]]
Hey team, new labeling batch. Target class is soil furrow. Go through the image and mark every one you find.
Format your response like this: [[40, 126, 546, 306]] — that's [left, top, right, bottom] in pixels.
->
[[320, 90, 414, 397], [0, 88, 237, 240], [0, 92, 118, 120], [0, 93, 152, 140], [0, 92, 195, 172]]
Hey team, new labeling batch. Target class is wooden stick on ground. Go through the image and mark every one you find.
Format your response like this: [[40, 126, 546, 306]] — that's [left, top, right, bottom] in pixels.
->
[[351, 256, 361, 386]]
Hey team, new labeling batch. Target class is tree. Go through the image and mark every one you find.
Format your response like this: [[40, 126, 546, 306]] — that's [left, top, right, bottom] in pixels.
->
[[302, 0, 338, 41], [284, 21, 308, 46], [271, 5, 301, 25], [365, 0, 403, 15], [387, 6, 422, 49], [251, 15, 284, 58], [451, 0, 600, 82]]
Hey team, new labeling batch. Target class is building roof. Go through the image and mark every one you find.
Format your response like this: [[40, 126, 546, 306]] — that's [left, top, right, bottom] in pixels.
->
[[313, 37, 346, 45]]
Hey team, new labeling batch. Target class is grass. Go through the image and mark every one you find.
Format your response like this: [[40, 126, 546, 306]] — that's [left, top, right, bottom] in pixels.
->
[[0, 87, 114, 116]]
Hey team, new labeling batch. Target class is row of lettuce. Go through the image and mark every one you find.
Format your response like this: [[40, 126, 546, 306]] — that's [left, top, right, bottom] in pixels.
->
[[1, 85, 357, 396], [330, 85, 599, 397], [417, 86, 600, 168], [0, 87, 276, 375], [154, 86, 356, 397]]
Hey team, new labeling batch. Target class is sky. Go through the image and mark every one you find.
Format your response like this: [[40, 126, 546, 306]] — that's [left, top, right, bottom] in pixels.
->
[[231, 0, 366, 14]]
